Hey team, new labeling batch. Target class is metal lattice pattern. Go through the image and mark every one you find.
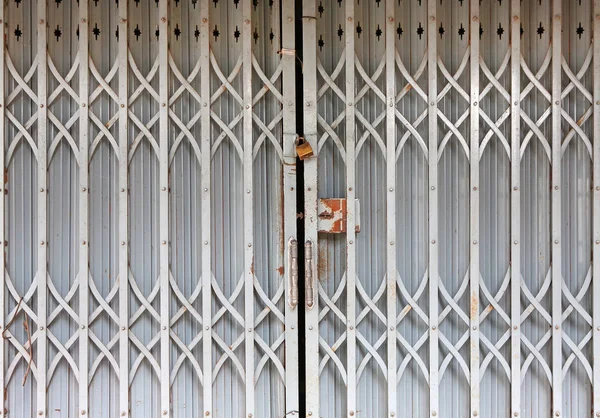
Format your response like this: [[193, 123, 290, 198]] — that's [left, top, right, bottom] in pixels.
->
[[1, 1, 297, 418], [304, 1, 597, 418]]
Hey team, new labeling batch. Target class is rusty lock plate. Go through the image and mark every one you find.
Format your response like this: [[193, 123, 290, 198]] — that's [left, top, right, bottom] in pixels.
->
[[317, 198, 361, 234]]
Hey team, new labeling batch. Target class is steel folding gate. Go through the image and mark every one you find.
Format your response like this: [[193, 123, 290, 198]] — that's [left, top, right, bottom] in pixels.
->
[[0, 0, 599, 417]]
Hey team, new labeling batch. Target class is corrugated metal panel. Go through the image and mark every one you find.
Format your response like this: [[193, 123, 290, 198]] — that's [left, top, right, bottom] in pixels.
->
[[303, 1, 596, 417], [2, 1, 297, 417]]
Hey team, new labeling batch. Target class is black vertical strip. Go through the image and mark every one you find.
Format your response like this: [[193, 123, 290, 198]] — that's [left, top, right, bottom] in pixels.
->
[[294, 0, 306, 415]]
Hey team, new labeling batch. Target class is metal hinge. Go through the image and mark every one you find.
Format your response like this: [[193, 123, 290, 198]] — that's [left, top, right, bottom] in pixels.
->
[[305, 240, 315, 310], [288, 238, 298, 310]]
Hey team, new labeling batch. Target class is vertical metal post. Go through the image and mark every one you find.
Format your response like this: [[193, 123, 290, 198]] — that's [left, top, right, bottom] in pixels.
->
[[78, 0, 90, 415], [469, 2, 481, 417], [0, 0, 5, 414], [158, 0, 170, 416], [36, 0, 48, 415], [302, 1, 320, 416], [427, 0, 439, 416], [551, 1, 563, 416], [510, 1, 522, 416], [594, 3, 600, 417], [385, 0, 397, 416], [242, 2, 255, 416], [281, 0, 299, 415], [118, 0, 130, 415], [199, 0, 212, 415], [345, 1, 357, 416]]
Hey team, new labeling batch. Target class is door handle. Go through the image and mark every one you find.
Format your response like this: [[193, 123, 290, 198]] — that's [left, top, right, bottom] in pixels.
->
[[288, 238, 298, 310], [305, 240, 315, 310]]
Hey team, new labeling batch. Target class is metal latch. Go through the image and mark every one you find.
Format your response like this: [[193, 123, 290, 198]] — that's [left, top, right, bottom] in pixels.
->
[[317, 198, 361, 234], [305, 240, 315, 310], [288, 238, 298, 310]]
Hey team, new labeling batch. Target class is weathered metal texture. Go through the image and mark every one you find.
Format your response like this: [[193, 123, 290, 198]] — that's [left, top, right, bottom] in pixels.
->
[[304, 0, 596, 417], [3, 1, 295, 417]]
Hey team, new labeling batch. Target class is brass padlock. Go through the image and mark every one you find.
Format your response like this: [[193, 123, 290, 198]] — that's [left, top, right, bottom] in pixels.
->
[[296, 137, 314, 160]]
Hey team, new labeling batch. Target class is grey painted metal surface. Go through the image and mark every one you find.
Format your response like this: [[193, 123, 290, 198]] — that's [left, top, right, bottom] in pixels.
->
[[2, 0, 297, 417], [303, 0, 596, 417]]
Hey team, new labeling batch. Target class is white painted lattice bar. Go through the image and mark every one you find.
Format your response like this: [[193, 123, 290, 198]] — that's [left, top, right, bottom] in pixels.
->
[[2, 0, 297, 417], [304, 0, 597, 417]]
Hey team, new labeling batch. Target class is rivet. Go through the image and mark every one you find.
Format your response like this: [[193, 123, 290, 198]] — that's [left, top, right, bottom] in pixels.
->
[[291, 326, 295, 330], [390, 326, 394, 331], [121, 104, 125, 108], [348, 102, 353, 106], [162, 240, 167, 245], [473, 187, 478, 191], [349, 187, 353, 191], [162, 326, 167, 330], [513, 15, 519, 21], [162, 103, 166, 107], [432, 412, 437, 417], [473, 326, 477, 330], [161, 17, 167, 22], [555, 412, 560, 417], [555, 325, 560, 329], [81, 325, 85, 329], [41, 241, 45, 246], [432, 326, 436, 330], [596, 186, 600, 191], [348, 17, 352, 21], [40, 104, 44, 108], [514, 413, 519, 417], [431, 240, 436, 244], [121, 19, 127, 24], [248, 243, 252, 247], [555, 186, 559, 190], [247, 189, 251, 194], [472, 16, 478, 22], [430, 101, 435, 106], [162, 187, 166, 191], [163, 411, 167, 416], [82, 187, 87, 192], [596, 413, 599, 417], [473, 412, 478, 417], [245, 19, 250, 24], [308, 188, 312, 191], [350, 412, 354, 416], [431, 186, 435, 190], [308, 413, 313, 416], [121, 412, 126, 417], [430, 16, 435, 21], [38, 411, 43, 416], [349, 325, 354, 330], [514, 325, 518, 330], [555, 101, 559, 105], [82, 103, 86, 107], [309, 326, 313, 330], [514, 101, 518, 106], [205, 326, 209, 330], [554, 240, 559, 244], [40, 19, 45, 24], [40, 188, 45, 193], [248, 328, 252, 332], [206, 412, 210, 416], [390, 241, 394, 245], [514, 240, 518, 245], [82, 241, 86, 245], [121, 188, 126, 192], [81, 410, 86, 415], [288, 17, 293, 22], [121, 241, 126, 246], [39, 326, 44, 331], [596, 240, 600, 244], [514, 186, 519, 190], [203, 18, 208, 23], [349, 240, 353, 244], [389, 17, 394, 22], [473, 240, 477, 245], [473, 101, 478, 106], [121, 326, 126, 331], [204, 241, 208, 245], [204, 188, 208, 192], [391, 413, 395, 417], [246, 105, 250, 109], [389, 187, 394, 191]]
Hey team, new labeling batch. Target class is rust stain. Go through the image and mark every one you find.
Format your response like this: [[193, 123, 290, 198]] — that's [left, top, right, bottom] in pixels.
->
[[318, 198, 347, 233], [400, 305, 412, 317], [318, 244, 328, 282], [277, 266, 284, 276], [250, 256, 255, 275], [404, 84, 412, 93], [470, 292, 479, 320], [483, 304, 494, 315]]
